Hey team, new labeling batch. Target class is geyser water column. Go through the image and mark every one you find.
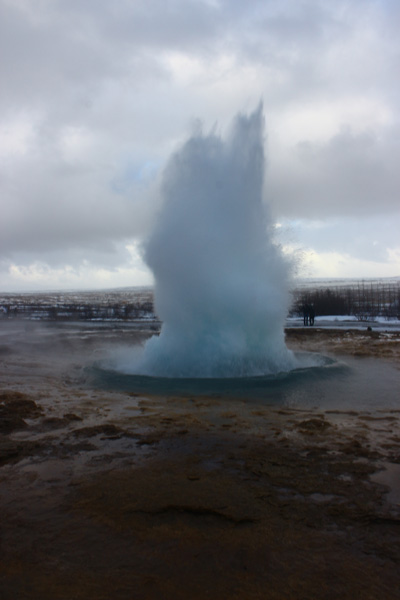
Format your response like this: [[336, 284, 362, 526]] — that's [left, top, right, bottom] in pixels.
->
[[137, 105, 296, 378]]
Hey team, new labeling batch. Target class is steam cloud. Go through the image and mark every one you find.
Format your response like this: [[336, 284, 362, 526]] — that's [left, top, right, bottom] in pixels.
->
[[132, 105, 296, 377]]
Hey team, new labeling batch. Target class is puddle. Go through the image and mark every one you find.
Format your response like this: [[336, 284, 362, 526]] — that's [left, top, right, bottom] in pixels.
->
[[309, 492, 338, 503], [371, 462, 400, 507]]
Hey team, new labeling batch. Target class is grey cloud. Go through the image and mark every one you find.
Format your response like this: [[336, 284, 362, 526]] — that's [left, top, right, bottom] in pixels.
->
[[0, 147, 158, 258], [0, 1, 171, 120], [268, 127, 400, 219], [287, 215, 400, 263], [2, 0, 397, 121], [1, 0, 400, 287]]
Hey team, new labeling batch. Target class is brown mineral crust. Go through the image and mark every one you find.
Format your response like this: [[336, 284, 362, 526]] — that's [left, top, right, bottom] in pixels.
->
[[0, 391, 43, 433], [285, 327, 400, 361]]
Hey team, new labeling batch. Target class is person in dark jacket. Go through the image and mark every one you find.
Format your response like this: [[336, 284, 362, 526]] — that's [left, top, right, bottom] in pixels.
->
[[302, 304, 309, 326], [309, 304, 315, 326]]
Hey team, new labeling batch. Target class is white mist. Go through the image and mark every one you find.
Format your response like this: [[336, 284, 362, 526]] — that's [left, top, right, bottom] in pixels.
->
[[133, 105, 296, 377]]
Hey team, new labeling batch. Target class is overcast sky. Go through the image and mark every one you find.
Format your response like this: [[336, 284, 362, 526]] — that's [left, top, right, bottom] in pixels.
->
[[1, 0, 399, 291]]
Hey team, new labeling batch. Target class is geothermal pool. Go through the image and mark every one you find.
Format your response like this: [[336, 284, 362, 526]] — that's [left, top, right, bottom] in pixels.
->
[[91, 352, 399, 411], [1, 320, 399, 412]]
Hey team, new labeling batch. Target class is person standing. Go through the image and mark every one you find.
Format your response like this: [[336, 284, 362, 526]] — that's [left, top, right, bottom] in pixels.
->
[[302, 304, 309, 326], [309, 304, 315, 326]]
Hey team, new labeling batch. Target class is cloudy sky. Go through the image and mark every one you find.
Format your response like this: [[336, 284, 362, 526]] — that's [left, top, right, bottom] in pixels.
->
[[1, 0, 399, 291]]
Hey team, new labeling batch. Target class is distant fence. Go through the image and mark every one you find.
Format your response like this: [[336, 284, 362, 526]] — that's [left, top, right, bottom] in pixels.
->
[[0, 300, 156, 321], [290, 281, 400, 321], [0, 289, 156, 322]]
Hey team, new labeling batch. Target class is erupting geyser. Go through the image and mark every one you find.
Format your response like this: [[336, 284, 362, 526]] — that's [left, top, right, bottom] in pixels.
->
[[134, 105, 296, 377]]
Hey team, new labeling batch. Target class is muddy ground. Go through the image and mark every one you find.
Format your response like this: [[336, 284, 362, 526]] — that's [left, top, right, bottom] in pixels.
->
[[0, 323, 400, 599]]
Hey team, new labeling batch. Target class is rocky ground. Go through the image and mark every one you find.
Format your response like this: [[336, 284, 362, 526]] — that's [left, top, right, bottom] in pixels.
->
[[0, 324, 400, 599]]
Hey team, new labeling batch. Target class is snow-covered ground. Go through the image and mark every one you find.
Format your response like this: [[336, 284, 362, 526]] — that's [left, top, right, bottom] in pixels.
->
[[286, 315, 400, 331], [1, 285, 399, 330]]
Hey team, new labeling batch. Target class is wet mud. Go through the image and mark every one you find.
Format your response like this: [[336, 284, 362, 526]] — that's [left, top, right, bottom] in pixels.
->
[[286, 327, 400, 361], [0, 323, 400, 599]]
